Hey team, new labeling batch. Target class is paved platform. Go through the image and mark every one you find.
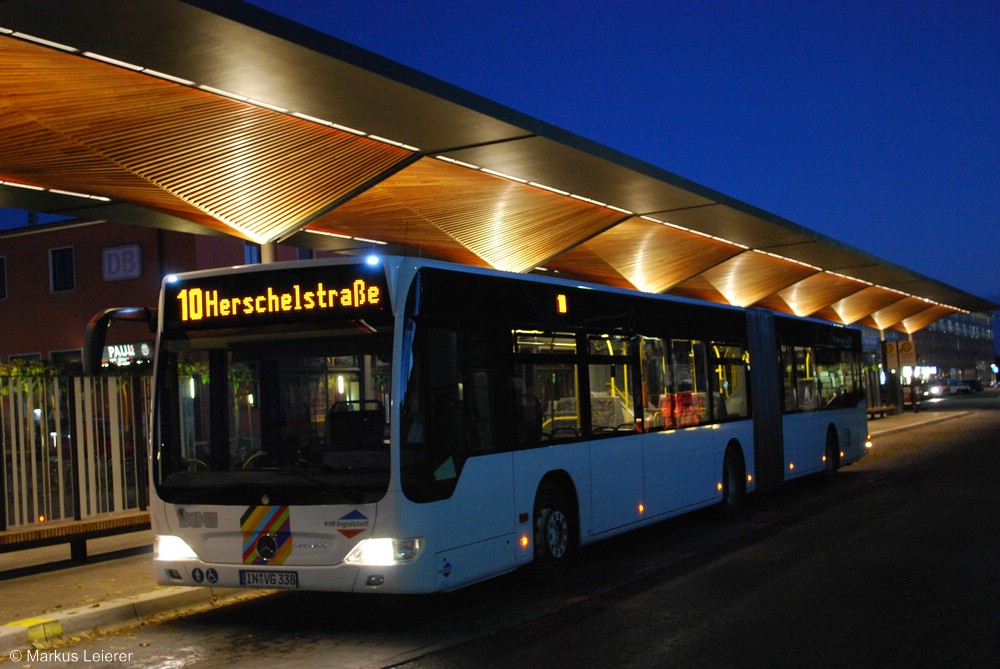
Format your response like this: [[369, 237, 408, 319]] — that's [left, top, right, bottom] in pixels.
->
[[0, 409, 968, 652]]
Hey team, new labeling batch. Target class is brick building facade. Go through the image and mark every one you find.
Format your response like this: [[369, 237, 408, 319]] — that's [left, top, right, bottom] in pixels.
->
[[0, 221, 306, 367]]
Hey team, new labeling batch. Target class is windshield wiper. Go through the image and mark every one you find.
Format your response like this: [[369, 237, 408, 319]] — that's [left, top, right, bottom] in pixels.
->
[[252, 465, 368, 504]]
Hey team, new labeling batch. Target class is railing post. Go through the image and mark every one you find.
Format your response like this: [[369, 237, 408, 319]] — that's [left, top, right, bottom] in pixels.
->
[[133, 373, 149, 511], [0, 380, 7, 531], [69, 377, 83, 521]]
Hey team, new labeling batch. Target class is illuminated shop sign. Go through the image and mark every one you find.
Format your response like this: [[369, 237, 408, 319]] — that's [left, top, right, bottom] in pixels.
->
[[102, 341, 152, 368], [163, 265, 390, 330]]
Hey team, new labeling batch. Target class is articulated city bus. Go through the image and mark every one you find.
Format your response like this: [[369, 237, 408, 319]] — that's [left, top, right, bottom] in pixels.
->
[[95, 255, 869, 593]]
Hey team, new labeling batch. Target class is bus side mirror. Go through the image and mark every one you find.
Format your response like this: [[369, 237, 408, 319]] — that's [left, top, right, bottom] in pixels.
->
[[83, 307, 158, 375]]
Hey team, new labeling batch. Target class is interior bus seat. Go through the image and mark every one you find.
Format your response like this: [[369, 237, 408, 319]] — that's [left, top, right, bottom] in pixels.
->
[[326, 400, 386, 452]]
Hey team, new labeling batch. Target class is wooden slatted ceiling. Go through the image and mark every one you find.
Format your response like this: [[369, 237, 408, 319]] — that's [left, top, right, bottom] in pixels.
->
[[306, 158, 626, 274], [757, 272, 869, 318], [671, 251, 819, 308], [545, 217, 744, 293], [900, 305, 955, 334], [828, 287, 907, 325], [0, 36, 412, 242], [0, 28, 978, 332], [871, 297, 940, 332]]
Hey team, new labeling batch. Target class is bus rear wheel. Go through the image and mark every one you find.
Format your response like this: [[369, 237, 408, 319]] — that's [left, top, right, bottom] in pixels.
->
[[719, 445, 746, 518], [528, 483, 574, 583]]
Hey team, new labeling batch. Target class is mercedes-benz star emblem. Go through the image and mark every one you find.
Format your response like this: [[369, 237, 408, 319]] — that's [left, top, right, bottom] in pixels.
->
[[256, 534, 278, 561]]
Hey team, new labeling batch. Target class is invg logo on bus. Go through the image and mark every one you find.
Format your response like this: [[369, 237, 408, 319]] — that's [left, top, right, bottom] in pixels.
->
[[175, 279, 382, 323]]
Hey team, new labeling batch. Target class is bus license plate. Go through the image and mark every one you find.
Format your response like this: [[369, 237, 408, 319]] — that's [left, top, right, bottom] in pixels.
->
[[239, 569, 299, 589]]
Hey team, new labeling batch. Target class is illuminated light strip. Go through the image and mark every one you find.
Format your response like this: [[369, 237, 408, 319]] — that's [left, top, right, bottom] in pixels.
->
[[199, 85, 248, 102], [528, 181, 570, 196], [332, 123, 366, 136], [570, 194, 606, 207], [368, 135, 402, 146], [434, 154, 660, 225], [368, 135, 420, 152], [305, 229, 387, 245], [1, 179, 110, 202], [144, 69, 195, 86], [307, 230, 351, 239], [640, 214, 750, 249], [754, 249, 822, 272], [11, 31, 76, 52], [292, 111, 332, 126], [481, 168, 527, 183], [435, 155, 480, 170], [50, 188, 98, 199], [0, 181, 44, 191], [248, 98, 289, 114], [826, 270, 873, 287], [83, 51, 142, 71]]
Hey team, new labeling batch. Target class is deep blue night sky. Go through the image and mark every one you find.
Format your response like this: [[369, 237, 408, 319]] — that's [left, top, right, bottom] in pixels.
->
[[245, 0, 1000, 304], [3, 1, 997, 304]]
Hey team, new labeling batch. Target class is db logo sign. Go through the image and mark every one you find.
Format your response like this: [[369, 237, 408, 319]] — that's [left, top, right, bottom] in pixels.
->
[[103, 244, 142, 281]]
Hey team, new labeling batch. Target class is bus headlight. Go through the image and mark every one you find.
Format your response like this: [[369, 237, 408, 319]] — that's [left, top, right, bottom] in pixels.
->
[[154, 535, 198, 561], [345, 537, 423, 566]]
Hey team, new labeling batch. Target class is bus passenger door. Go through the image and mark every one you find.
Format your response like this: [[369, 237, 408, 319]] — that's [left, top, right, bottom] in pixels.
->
[[589, 433, 644, 534], [586, 338, 644, 535]]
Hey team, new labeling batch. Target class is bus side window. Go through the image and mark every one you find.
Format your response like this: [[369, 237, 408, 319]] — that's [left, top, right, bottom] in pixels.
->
[[781, 345, 797, 413], [710, 342, 750, 421], [781, 345, 822, 413], [401, 326, 462, 502], [671, 340, 709, 426], [402, 323, 508, 502], [640, 337, 673, 430], [587, 335, 636, 434], [513, 331, 581, 443], [460, 325, 503, 456], [795, 346, 818, 412], [514, 361, 581, 442], [513, 377, 543, 449]]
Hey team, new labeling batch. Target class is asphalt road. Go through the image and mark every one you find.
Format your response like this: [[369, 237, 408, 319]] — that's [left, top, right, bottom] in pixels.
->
[[29, 400, 1000, 669]]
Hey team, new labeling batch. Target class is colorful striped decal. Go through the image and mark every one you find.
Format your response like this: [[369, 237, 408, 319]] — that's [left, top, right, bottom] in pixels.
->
[[240, 505, 292, 565]]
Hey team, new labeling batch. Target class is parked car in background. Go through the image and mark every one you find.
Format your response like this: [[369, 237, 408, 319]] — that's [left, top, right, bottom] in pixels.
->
[[920, 381, 948, 397], [920, 379, 974, 397], [947, 379, 972, 394]]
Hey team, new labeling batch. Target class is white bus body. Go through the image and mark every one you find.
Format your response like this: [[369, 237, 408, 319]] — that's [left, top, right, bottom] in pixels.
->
[[146, 256, 868, 593]]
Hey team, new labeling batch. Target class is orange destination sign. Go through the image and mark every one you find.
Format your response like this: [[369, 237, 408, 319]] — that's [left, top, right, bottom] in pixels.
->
[[176, 279, 381, 322], [163, 264, 391, 330]]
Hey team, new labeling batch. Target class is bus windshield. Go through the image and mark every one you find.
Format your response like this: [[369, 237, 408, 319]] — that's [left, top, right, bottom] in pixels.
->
[[154, 326, 392, 505]]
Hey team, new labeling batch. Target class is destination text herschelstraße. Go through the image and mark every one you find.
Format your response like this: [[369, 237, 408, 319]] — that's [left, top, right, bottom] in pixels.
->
[[175, 279, 381, 322]]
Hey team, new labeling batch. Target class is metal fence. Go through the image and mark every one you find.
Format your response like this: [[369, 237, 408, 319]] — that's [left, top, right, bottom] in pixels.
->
[[0, 372, 150, 530]]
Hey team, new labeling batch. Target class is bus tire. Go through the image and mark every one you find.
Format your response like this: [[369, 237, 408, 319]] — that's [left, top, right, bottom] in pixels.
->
[[528, 482, 575, 583], [824, 427, 840, 480], [719, 444, 746, 518]]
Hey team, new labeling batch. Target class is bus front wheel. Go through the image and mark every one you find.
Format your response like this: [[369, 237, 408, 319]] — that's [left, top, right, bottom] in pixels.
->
[[529, 483, 574, 583]]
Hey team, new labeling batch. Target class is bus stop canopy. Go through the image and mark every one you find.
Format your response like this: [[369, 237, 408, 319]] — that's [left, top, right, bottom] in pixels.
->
[[0, 0, 994, 333]]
